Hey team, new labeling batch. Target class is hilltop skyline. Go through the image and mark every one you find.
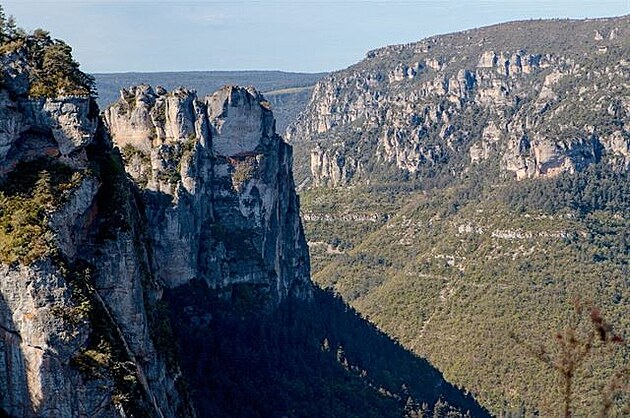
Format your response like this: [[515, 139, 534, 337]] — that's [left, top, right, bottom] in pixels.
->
[[4, 1, 630, 73]]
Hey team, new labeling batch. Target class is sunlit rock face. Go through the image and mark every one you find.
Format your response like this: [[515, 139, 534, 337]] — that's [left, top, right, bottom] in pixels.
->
[[1, 49, 310, 416], [287, 17, 630, 187], [106, 84, 312, 301]]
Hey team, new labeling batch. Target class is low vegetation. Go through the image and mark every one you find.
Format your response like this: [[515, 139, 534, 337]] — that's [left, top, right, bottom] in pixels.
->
[[0, 5, 94, 97], [0, 159, 83, 265], [230, 156, 258, 192]]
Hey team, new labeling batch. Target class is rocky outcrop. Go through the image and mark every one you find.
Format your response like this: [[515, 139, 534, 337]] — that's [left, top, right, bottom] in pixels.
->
[[288, 16, 630, 187], [0, 51, 99, 175], [309, 144, 361, 187], [0, 93, 98, 176], [105, 84, 312, 302], [0, 54, 191, 414], [1, 50, 310, 415], [0, 260, 84, 417]]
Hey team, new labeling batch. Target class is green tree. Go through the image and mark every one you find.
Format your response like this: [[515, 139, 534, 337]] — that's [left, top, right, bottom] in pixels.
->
[[0, 10, 94, 97], [0, 5, 6, 43], [5, 16, 18, 40], [28, 36, 95, 97], [0, 7, 23, 45]]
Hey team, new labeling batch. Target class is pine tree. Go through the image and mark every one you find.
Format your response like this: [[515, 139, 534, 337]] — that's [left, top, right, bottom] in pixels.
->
[[28, 37, 95, 97], [0, 5, 6, 44], [5, 16, 18, 41]]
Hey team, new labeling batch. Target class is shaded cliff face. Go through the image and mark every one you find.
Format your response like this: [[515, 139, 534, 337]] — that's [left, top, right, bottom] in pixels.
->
[[104, 84, 312, 303], [288, 16, 630, 187]]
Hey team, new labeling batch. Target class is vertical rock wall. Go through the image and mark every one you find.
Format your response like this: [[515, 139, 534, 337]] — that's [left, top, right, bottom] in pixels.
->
[[105, 85, 312, 303], [1, 51, 310, 415]]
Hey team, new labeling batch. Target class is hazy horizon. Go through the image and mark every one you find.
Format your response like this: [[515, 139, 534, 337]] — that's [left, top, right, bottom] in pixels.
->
[[4, 1, 630, 74]]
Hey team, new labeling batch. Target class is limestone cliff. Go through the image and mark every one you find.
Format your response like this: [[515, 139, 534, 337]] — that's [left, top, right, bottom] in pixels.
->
[[0, 51, 194, 416], [104, 84, 312, 302], [0, 51, 310, 415], [288, 16, 630, 187]]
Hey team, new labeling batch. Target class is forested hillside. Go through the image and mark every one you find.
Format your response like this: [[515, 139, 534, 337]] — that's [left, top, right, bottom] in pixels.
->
[[291, 16, 630, 416]]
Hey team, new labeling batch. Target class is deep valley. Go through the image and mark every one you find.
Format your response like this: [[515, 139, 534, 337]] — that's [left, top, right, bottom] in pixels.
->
[[0, 7, 628, 418]]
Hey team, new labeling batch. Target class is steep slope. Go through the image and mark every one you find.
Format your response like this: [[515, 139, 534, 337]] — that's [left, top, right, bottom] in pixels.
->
[[290, 16, 630, 416], [104, 84, 488, 417], [288, 16, 629, 186], [0, 43, 192, 415], [0, 19, 489, 417]]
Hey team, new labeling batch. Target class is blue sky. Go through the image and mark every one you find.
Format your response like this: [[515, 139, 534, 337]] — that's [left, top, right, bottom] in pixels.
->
[[4, 0, 629, 74]]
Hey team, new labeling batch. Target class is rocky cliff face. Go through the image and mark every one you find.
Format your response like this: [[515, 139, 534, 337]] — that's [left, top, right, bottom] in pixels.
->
[[0, 53, 98, 177], [104, 84, 312, 302], [288, 16, 630, 187], [0, 47, 310, 415], [0, 53, 194, 416]]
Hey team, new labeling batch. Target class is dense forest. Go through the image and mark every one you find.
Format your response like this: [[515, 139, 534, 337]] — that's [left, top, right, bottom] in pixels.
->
[[302, 159, 630, 416]]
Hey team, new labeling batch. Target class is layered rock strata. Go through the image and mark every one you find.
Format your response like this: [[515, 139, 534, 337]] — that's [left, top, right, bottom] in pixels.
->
[[288, 17, 630, 186]]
